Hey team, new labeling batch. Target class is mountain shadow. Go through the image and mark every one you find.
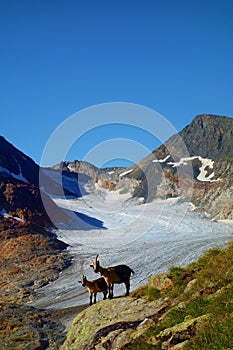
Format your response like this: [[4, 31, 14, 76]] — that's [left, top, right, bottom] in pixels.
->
[[58, 207, 107, 231]]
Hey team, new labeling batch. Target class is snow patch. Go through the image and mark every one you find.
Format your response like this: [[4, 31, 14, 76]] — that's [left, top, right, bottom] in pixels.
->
[[67, 164, 76, 172], [0, 208, 24, 222], [0, 208, 8, 215], [119, 169, 133, 177], [152, 155, 170, 163], [167, 156, 220, 182], [14, 158, 28, 182], [0, 164, 27, 182]]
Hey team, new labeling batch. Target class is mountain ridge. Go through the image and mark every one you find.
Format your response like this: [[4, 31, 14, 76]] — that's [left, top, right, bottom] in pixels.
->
[[119, 114, 233, 219]]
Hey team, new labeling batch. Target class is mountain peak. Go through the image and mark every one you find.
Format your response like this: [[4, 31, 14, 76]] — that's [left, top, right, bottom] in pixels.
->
[[191, 113, 232, 128], [179, 114, 233, 161]]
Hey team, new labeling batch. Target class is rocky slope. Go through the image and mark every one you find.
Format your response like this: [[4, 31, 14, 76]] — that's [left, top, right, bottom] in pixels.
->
[[0, 216, 72, 349], [53, 160, 129, 192], [0, 135, 39, 185], [0, 136, 75, 226], [61, 241, 233, 349], [0, 137, 73, 348], [87, 114, 232, 220], [0, 175, 66, 226]]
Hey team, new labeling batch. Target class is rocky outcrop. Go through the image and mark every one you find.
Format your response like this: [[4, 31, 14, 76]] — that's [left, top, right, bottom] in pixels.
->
[[0, 135, 39, 185], [61, 241, 233, 349], [154, 315, 209, 349], [0, 217, 70, 304], [0, 177, 70, 226], [0, 303, 65, 350], [60, 297, 169, 350], [0, 216, 72, 349], [121, 114, 233, 219]]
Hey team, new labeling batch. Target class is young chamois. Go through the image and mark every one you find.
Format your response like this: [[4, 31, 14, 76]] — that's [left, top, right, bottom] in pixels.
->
[[90, 255, 134, 299], [79, 275, 108, 306]]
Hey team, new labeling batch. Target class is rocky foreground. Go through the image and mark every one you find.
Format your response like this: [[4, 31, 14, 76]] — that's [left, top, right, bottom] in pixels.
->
[[0, 216, 72, 349], [61, 241, 233, 350]]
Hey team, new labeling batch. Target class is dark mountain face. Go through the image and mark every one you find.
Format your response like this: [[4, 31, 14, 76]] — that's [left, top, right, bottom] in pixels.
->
[[0, 136, 72, 227], [0, 136, 39, 185], [165, 114, 233, 161], [147, 114, 232, 162]]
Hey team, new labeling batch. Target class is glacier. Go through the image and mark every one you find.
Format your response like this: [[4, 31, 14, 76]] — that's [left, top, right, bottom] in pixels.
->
[[32, 184, 233, 313]]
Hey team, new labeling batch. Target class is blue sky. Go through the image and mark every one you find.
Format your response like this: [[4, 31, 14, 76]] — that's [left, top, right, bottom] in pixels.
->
[[0, 0, 233, 167]]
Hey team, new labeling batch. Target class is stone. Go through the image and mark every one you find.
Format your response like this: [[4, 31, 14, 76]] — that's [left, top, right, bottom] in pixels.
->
[[148, 274, 173, 291]]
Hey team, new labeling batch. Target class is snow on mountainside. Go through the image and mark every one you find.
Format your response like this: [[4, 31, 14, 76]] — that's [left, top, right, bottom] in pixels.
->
[[167, 156, 219, 182], [0, 136, 39, 185], [0, 136, 72, 226], [117, 114, 233, 220]]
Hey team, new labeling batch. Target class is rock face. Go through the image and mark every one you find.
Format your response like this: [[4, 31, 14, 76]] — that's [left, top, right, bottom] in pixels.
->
[[118, 114, 233, 219], [0, 217, 70, 304], [0, 136, 74, 226], [0, 135, 39, 185], [0, 177, 59, 226], [0, 304, 65, 350], [0, 216, 71, 349], [54, 160, 129, 192], [0, 137, 73, 349], [60, 297, 169, 350]]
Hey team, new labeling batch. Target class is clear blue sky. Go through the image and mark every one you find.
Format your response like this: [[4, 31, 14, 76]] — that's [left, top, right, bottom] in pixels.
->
[[0, 0, 233, 167]]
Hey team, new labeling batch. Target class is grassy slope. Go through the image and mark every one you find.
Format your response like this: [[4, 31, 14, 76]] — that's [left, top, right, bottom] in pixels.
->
[[127, 241, 233, 349]]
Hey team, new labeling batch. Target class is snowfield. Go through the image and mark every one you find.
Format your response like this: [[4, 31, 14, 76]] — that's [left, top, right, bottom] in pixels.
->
[[167, 156, 219, 182], [32, 185, 233, 310]]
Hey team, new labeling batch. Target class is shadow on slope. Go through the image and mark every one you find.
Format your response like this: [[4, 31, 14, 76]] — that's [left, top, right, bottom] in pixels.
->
[[58, 207, 107, 231], [40, 168, 90, 198]]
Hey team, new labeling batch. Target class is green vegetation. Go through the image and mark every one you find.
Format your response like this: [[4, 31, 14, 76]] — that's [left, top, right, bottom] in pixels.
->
[[125, 242, 233, 349], [131, 285, 161, 301]]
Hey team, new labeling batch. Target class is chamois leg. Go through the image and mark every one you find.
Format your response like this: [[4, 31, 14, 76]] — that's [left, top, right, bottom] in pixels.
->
[[108, 284, 114, 299], [103, 290, 107, 300], [89, 293, 93, 306], [125, 280, 130, 296], [94, 293, 97, 304], [111, 284, 114, 298], [108, 284, 111, 299]]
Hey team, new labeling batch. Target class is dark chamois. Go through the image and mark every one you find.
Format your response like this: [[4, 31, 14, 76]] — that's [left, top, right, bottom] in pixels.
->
[[90, 255, 134, 299], [79, 275, 108, 306]]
